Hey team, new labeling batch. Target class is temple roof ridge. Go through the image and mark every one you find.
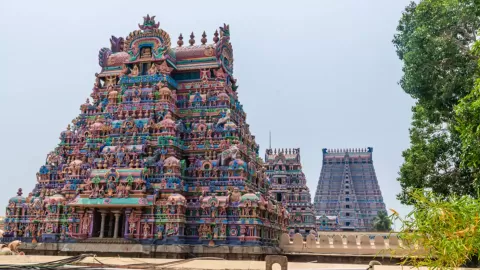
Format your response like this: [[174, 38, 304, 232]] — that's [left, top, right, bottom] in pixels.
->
[[322, 147, 373, 155], [265, 147, 300, 155], [265, 147, 301, 163]]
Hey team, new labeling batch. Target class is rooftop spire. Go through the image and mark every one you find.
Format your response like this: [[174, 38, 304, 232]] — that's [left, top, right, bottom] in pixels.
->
[[269, 130, 271, 149], [189, 32, 195, 46], [201, 31, 207, 45], [213, 30, 219, 43], [177, 33, 184, 47]]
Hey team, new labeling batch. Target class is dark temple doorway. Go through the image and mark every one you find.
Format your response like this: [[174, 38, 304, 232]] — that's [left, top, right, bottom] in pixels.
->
[[92, 210, 101, 237]]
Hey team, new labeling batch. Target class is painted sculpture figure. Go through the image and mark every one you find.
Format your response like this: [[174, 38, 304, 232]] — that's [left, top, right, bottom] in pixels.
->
[[4, 15, 288, 246], [264, 148, 316, 237]]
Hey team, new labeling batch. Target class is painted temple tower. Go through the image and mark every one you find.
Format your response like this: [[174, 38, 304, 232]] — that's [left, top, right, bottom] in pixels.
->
[[313, 148, 386, 231], [4, 15, 289, 246], [264, 148, 316, 236]]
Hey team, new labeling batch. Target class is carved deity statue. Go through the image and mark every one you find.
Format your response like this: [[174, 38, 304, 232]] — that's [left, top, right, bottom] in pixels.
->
[[107, 86, 118, 104], [105, 76, 116, 87], [129, 65, 139, 77], [141, 47, 152, 58], [158, 61, 172, 74], [229, 187, 241, 203], [82, 214, 91, 234], [200, 69, 209, 81], [215, 68, 227, 80], [125, 184, 131, 196], [148, 63, 158, 75], [157, 225, 164, 239], [143, 223, 150, 239], [129, 222, 136, 234], [106, 179, 116, 197], [116, 182, 125, 198], [216, 109, 231, 128]]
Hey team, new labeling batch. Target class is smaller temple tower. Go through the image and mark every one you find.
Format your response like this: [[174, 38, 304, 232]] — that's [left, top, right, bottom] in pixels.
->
[[265, 148, 316, 236]]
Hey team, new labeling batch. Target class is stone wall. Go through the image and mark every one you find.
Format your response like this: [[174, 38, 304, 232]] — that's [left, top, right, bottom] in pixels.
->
[[279, 233, 424, 256], [16, 242, 280, 260]]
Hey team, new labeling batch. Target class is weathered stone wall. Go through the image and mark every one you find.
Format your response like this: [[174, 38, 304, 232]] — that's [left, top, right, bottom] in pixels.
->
[[16, 242, 281, 260], [9, 239, 409, 264]]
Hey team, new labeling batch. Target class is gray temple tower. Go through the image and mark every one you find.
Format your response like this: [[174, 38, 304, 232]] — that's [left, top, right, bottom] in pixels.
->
[[313, 148, 386, 231]]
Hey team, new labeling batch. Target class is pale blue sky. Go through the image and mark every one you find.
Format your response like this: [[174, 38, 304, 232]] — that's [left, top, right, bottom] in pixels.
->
[[0, 0, 414, 226]]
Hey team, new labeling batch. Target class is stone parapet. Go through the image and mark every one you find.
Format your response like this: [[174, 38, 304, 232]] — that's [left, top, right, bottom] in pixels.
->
[[280, 233, 424, 256]]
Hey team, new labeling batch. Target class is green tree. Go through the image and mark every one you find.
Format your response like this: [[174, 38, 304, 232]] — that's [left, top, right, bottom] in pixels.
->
[[398, 105, 475, 204], [372, 211, 391, 232], [392, 190, 480, 269], [393, 0, 480, 204], [394, 0, 479, 121], [455, 42, 480, 182]]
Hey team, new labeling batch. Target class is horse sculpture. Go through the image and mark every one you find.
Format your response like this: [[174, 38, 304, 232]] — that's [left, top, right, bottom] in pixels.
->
[[220, 145, 239, 166]]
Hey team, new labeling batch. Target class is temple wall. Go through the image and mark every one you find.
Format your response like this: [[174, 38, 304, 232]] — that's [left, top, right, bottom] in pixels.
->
[[279, 233, 424, 256]]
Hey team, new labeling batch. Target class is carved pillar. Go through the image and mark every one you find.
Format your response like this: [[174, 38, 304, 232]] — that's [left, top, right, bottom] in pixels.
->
[[108, 213, 114, 237], [124, 211, 130, 238], [136, 218, 141, 239], [99, 211, 107, 238], [113, 212, 121, 238]]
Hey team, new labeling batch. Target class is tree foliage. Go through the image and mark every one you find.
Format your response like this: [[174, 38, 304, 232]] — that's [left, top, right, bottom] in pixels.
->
[[393, 0, 480, 204], [394, 0, 479, 121], [398, 105, 475, 204], [392, 190, 480, 269], [373, 211, 391, 232], [456, 42, 480, 183]]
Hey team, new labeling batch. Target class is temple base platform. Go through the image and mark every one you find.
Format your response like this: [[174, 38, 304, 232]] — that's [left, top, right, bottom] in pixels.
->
[[17, 242, 278, 261], [12, 242, 404, 264]]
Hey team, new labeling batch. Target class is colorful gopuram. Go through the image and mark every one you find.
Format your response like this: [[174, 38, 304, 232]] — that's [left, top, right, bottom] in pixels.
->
[[264, 148, 316, 237], [313, 148, 386, 231], [4, 15, 289, 246]]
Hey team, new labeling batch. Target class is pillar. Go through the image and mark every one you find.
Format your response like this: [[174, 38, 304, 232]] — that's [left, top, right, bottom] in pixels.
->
[[99, 211, 107, 238], [108, 213, 114, 237], [124, 213, 129, 237], [124, 209, 132, 238], [87, 210, 94, 237], [113, 212, 121, 238], [136, 219, 141, 239], [151, 221, 154, 237]]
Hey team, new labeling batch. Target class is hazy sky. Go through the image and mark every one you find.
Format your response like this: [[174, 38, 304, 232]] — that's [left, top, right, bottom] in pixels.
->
[[0, 0, 414, 225]]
